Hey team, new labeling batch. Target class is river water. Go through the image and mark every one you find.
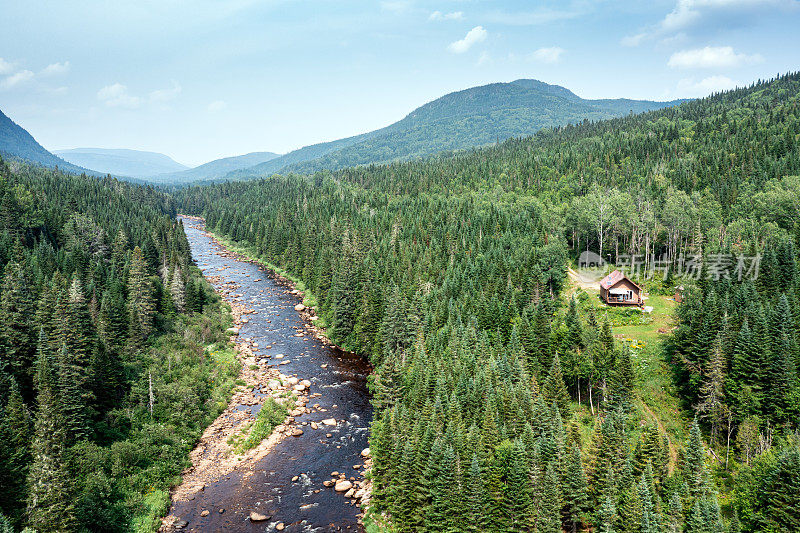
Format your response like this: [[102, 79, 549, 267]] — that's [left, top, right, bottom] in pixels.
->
[[169, 217, 373, 532]]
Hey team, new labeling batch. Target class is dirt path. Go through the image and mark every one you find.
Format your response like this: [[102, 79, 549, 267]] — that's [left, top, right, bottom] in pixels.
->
[[567, 267, 601, 291]]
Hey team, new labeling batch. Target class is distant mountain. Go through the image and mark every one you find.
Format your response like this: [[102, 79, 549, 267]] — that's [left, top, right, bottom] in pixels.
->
[[151, 151, 280, 184], [226, 79, 685, 180], [54, 148, 188, 178], [0, 109, 91, 174]]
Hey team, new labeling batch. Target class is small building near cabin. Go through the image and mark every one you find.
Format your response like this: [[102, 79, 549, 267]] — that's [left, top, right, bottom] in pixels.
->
[[600, 270, 643, 306], [674, 285, 685, 303]]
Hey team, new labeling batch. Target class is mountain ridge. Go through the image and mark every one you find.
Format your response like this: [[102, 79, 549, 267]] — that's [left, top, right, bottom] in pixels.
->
[[225, 78, 685, 181], [54, 147, 189, 178], [0, 109, 94, 175]]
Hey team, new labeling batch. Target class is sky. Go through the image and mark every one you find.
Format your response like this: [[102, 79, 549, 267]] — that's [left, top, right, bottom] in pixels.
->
[[1, 0, 798, 167]]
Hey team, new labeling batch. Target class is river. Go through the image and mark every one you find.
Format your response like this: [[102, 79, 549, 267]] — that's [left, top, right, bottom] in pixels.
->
[[169, 217, 373, 532]]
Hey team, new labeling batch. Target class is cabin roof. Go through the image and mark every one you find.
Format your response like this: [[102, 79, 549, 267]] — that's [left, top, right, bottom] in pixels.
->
[[600, 269, 640, 291]]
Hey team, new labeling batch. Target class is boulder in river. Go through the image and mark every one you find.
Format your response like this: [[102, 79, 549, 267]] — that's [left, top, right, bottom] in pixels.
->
[[250, 511, 269, 521], [322, 418, 337, 426], [361, 448, 371, 458], [335, 480, 353, 492], [295, 303, 306, 311]]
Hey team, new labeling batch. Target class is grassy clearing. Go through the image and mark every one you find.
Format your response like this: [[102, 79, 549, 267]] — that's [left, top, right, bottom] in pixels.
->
[[228, 398, 288, 454], [568, 273, 689, 466]]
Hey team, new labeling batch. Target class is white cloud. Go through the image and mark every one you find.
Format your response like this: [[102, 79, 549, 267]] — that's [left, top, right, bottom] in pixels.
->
[[429, 10, 464, 21], [381, 1, 410, 13], [477, 51, 492, 67], [660, 0, 791, 31], [1, 70, 34, 89], [628, 0, 796, 46], [97, 83, 143, 108], [677, 75, 740, 95], [208, 100, 228, 112], [668, 46, 763, 68], [97, 81, 182, 109], [620, 33, 647, 47], [40, 61, 71, 76], [149, 80, 182, 102], [531, 46, 565, 64], [0, 58, 15, 75], [448, 26, 487, 54], [485, 7, 585, 26]]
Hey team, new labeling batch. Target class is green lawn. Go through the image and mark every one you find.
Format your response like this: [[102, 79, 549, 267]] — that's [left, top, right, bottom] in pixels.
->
[[569, 277, 688, 470]]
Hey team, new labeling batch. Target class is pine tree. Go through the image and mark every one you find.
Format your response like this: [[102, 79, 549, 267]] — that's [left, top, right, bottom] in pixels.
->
[[562, 443, 589, 533], [697, 334, 727, 446], [537, 462, 563, 533], [0, 380, 32, 526], [683, 418, 708, 497], [0, 260, 36, 399], [169, 264, 186, 313], [127, 246, 155, 344], [543, 353, 570, 418], [26, 344, 75, 531], [505, 441, 533, 532]]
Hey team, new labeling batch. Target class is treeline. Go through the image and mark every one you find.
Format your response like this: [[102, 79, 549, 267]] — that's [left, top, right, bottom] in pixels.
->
[[174, 74, 800, 531], [667, 237, 800, 531], [0, 159, 236, 532]]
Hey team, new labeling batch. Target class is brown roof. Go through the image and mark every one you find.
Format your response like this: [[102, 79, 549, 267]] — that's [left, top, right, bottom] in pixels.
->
[[600, 269, 640, 290]]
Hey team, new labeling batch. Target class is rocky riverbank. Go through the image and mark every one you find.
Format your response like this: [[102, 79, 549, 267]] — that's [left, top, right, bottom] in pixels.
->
[[163, 217, 374, 530]]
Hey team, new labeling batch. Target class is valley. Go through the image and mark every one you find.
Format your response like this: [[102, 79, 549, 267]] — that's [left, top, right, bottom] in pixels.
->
[[164, 218, 372, 532]]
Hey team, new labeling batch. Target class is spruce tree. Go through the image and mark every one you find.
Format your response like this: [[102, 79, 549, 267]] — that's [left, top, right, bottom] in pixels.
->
[[543, 353, 570, 418], [562, 443, 589, 533], [26, 344, 75, 531], [127, 246, 155, 345], [0, 260, 36, 399]]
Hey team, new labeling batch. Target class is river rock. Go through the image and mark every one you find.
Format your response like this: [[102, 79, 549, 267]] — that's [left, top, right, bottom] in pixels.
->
[[361, 448, 371, 458], [267, 380, 281, 390], [335, 480, 353, 492], [292, 428, 304, 436], [354, 489, 366, 499], [276, 523, 285, 531], [301, 379, 311, 388], [250, 511, 269, 521], [295, 303, 305, 311], [293, 383, 306, 392], [287, 377, 299, 385], [200, 510, 209, 517], [322, 418, 337, 426]]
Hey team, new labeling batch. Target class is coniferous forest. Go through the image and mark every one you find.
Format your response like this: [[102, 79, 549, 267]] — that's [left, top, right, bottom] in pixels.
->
[[175, 73, 800, 532], [0, 159, 238, 531], [1, 71, 799, 532]]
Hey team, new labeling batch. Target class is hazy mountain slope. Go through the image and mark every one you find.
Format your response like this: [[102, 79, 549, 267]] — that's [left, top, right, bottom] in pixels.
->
[[227, 79, 684, 180], [224, 132, 382, 181], [0, 109, 90, 173], [54, 147, 188, 177], [151, 151, 281, 184]]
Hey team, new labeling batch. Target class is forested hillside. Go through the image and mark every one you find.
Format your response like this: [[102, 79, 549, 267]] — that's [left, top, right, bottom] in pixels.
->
[[224, 79, 681, 181], [176, 72, 800, 532], [0, 110, 92, 175], [150, 151, 280, 184], [0, 160, 237, 531]]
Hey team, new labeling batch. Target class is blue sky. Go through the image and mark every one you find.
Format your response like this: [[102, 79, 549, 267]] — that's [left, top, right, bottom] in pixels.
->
[[1, 0, 798, 166]]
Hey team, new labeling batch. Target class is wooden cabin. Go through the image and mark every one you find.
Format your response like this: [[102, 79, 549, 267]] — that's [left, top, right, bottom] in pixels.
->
[[600, 270, 643, 306]]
